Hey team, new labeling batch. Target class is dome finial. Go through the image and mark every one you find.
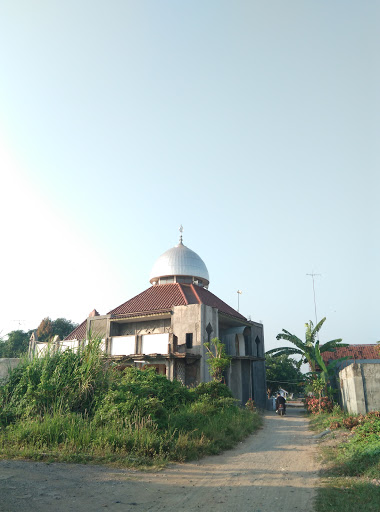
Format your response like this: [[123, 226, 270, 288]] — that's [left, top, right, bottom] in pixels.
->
[[179, 224, 184, 245]]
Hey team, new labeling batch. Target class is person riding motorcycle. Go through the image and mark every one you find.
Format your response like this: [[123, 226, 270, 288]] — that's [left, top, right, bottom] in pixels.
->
[[275, 393, 286, 414]]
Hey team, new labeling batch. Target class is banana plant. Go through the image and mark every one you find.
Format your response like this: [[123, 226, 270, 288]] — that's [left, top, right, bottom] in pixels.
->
[[266, 317, 347, 373]]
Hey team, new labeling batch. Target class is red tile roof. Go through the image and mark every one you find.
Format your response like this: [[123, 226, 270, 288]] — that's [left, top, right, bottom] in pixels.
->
[[108, 283, 247, 321], [322, 344, 380, 363], [193, 285, 247, 320], [108, 284, 187, 316], [64, 319, 87, 341], [65, 283, 247, 340]]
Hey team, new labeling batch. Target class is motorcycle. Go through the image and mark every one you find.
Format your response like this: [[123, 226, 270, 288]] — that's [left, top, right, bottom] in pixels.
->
[[277, 403, 285, 416]]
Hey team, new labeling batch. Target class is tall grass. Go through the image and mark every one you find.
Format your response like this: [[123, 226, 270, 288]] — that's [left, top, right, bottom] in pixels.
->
[[310, 410, 380, 512], [0, 341, 261, 467]]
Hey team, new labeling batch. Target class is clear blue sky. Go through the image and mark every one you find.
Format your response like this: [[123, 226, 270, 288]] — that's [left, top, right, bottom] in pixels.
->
[[0, 1, 378, 353]]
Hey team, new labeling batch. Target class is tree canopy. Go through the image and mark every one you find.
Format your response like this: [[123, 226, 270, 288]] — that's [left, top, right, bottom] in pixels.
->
[[266, 317, 347, 373], [51, 318, 78, 340], [37, 317, 53, 343], [0, 330, 32, 358], [265, 354, 305, 396], [0, 318, 78, 358], [36, 317, 78, 343]]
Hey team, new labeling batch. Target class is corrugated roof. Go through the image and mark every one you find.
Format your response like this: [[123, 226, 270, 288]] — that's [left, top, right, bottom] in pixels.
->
[[322, 344, 380, 363]]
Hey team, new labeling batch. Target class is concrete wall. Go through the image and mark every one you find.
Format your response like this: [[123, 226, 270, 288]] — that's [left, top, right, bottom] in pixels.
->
[[340, 363, 380, 414], [115, 318, 171, 337], [228, 359, 242, 401], [87, 316, 109, 338], [200, 305, 219, 383], [172, 304, 202, 351], [0, 358, 21, 381], [251, 322, 265, 358], [252, 359, 267, 409]]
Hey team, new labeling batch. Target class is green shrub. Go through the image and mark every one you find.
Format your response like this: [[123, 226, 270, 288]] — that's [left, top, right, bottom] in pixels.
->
[[94, 367, 193, 427], [0, 346, 262, 467], [0, 339, 109, 423], [191, 381, 233, 400]]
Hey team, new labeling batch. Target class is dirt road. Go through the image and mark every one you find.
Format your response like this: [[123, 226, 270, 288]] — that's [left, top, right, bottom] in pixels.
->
[[0, 407, 320, 512]]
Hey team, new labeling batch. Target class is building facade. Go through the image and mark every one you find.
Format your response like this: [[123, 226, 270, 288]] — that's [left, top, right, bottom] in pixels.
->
[[29, 235, 267, 407]]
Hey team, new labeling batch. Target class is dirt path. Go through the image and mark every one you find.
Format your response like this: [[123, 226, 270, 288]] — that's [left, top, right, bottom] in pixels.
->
[[0, 407, 320, 512]]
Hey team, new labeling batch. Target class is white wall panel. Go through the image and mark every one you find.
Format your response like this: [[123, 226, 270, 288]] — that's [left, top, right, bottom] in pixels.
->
[[141, 333, 169, 355], [36, 343, 49, 357], [60, 340, 80, 352], [111, 336, 135, 356]]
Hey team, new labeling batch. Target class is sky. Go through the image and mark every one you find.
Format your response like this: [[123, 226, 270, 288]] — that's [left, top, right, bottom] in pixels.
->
[[0, 1, 379, 356]]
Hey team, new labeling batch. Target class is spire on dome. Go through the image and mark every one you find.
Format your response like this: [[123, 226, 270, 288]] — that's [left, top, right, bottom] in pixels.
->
[[179, 224, 184, 245]]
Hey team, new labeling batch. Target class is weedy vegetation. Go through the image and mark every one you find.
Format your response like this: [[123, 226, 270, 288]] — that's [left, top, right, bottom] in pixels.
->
[[0, 340, 261, 468], [308, 406, 380, 512]]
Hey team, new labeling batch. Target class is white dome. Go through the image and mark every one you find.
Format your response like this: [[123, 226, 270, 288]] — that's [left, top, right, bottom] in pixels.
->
[[149, 242, 209, 286]]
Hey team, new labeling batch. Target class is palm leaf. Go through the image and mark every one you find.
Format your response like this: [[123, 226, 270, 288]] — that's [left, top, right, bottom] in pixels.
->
[[314, 317, 327, 334], [314, 343, 327, 374], [265, 347, 304, 357], [276, 332, 306, 352], [305, 321, 314, 346], [319, 339, 347, 353]]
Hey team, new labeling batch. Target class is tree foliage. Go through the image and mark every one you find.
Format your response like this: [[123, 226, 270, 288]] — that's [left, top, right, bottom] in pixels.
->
[[204, 337, 231, 382], [0, 317, 78, 358], [37, 317, 53, 343], [0, 330, 31, 358], [265, 354, 305, 396], [36, 317, 78, 343], [51, 318, 78, 340], [267, 317, 347, 373]]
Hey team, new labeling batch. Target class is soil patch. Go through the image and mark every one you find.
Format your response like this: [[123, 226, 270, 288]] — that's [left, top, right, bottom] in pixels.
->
[[0, 408, 320, 512]]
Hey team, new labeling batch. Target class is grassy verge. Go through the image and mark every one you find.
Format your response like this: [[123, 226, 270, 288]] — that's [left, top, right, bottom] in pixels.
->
[[309, 412, 380, 512], [316, 478, 380, 512], [0, 344, 262, 468], [0, 404, 261, 468]]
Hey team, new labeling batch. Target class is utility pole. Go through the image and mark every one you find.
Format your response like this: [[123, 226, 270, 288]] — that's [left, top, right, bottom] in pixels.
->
[[237, 290, 242, 312], [306, 273, 321, 331]]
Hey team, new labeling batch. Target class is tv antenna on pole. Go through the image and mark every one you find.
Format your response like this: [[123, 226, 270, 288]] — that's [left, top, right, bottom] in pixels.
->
[[13, 320, 25, 329], [306, 273, 321, 337], [237, 290, 242, 312]]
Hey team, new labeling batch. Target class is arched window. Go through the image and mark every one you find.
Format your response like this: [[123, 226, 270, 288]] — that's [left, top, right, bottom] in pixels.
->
[[244, 327, 252, 356], [255, 336, 261, 357]]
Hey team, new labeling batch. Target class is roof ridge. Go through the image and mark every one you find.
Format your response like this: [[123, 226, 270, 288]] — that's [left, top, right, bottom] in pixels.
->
[[177, 283, 189, 305], [190, 283, 202, 304]]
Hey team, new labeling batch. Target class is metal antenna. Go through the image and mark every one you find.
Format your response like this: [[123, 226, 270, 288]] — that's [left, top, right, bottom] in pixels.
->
[[13, 319, 25, 329], [237, 290, 242, 312], [306, 273, 321, 335]]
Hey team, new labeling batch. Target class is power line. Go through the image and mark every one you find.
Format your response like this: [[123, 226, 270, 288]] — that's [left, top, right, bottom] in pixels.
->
[[267, 379, 306, 383]]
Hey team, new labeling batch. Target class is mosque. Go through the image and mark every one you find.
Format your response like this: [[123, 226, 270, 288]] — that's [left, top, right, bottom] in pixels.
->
[[30, 230, 267, 406]]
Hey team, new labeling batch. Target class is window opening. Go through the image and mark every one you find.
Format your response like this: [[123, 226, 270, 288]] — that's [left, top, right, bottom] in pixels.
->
[[186, 333, 193, 348], [235, 334, 240, 356], [255, 336, 261, 356]]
